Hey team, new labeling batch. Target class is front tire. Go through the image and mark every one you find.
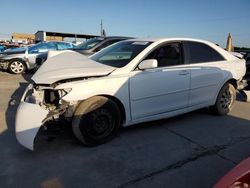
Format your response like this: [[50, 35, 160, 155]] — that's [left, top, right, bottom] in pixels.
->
[[72, 96, 121, 146], [210, 83, 236, 115], [8, 59, 26, 74]]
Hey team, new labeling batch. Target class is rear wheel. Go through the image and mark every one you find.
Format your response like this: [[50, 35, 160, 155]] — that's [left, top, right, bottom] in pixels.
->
[[210, 83, 236, 115], [72, 96, 121, 146], [8, 60, 26, 74]]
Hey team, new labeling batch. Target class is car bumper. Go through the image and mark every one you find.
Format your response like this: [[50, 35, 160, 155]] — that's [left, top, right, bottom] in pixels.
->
[[0, 60, 9, 70], [15, 85, 49, 150]]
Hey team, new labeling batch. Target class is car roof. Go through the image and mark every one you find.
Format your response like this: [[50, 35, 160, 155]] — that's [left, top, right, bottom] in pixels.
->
[[95, 36, 134, 40], [125, 37, 217, 44], [41, 41, 73, 44]]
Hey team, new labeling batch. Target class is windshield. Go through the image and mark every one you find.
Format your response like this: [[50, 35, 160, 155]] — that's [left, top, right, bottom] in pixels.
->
[[91, 41, 152, 68], [74, 38, 104, 50]]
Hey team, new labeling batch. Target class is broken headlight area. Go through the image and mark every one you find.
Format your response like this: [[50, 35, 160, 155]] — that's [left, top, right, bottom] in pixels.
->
[[23, 84, 73, 121], [24, 85, 71, 105]]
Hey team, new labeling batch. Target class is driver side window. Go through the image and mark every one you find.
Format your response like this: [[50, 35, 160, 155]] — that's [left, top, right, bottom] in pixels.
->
[[145, 42, 183, 67]]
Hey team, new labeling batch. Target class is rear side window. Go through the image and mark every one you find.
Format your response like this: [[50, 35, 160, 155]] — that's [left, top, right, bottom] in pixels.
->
[[186, 42, 225, 63]]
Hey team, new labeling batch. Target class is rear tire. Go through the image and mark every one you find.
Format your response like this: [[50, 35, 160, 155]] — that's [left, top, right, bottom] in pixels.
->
[[210, 83, 236, 115], [72, 96, 121, 146]]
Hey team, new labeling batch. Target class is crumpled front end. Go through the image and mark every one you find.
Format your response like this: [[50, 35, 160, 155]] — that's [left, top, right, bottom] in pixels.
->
[[15, 84, 73, 150]]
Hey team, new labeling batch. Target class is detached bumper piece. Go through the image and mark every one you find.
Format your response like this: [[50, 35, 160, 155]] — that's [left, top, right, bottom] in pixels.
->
[[15, 102, 48, 150], [15, 84, 49, 150]]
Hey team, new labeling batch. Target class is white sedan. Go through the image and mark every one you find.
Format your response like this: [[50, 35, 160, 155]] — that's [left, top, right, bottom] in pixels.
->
[[15, 38, 246, 150]]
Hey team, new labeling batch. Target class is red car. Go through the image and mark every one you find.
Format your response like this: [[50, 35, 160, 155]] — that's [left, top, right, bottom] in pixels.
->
[[214, 157, 250, 188]]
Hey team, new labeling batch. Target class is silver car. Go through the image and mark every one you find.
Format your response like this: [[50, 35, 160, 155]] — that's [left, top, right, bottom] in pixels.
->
[[0, 41, 75, 74]]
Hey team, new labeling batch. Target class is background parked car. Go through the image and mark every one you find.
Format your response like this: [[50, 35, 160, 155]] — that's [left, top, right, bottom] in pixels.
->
[[245, 52, 250, 76], [0, 44, 6, 52], [0, 41, 75, 74], [35, 36, 133, 68]]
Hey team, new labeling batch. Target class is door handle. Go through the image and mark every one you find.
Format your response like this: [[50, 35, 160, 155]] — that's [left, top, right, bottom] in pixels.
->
[[179, 70, 189, 75]]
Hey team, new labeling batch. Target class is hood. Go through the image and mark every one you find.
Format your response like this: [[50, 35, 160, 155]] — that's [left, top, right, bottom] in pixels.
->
[[1, 48, 26, 55], [32, 50, 116, 84]]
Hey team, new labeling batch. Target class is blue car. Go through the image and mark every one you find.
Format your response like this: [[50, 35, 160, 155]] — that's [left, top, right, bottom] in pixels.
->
[[0, 44, 6, 52]]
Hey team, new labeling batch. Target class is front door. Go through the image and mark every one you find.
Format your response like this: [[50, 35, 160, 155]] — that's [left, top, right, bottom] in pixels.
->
[[129, 42, 190, 120]]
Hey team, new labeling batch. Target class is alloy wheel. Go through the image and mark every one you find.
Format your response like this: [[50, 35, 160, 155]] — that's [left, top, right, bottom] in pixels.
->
[[10, 61, 24, 74], [220, 89, 233, 110]]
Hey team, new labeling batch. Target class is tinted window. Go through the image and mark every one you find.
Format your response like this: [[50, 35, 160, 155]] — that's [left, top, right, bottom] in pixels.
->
[[145, 43, 182, 67], [28, 42, 56, 53], [74, 38, 104, 50], [41, 43, 57, 50], [57, 42, 73, 50], [96, 39, 123, 51], [91, 41, 152, 68], [186, 42, 225, 63]]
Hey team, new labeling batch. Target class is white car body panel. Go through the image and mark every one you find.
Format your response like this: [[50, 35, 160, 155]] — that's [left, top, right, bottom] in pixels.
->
[[189, 61, 232, 106], [56, 76, 131, 122], [129, 65, 190, 119], [15, 38, 246, 150], [15, 85, 49, 150]]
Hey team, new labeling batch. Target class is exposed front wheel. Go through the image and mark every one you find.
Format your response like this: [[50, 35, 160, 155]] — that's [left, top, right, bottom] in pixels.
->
[[8, 60, 26, 74], [210, 83, 236, 115], [72, 96, 121, 146]]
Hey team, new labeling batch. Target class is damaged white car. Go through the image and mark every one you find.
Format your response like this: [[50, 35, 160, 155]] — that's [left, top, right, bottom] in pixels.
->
[[15, 38, 246, 150]]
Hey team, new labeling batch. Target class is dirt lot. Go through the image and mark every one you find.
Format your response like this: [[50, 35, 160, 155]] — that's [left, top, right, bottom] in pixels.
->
[[0, 71, 250, 188]]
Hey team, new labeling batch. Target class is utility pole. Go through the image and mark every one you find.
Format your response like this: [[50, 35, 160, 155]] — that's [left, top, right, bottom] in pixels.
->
[[100, 19, 103, 36]]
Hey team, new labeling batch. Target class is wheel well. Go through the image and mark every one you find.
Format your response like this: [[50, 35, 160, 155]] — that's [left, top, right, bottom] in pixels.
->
[[227, 79, 237, 89], [100, 95, 126, 124]]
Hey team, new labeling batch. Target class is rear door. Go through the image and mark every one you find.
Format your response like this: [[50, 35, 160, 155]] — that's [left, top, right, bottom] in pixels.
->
[[183, 41, 228, 106]]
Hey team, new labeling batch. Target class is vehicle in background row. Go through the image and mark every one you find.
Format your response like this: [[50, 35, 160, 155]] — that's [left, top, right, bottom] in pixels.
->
[[35, 36, 133, 67], [0, 44, 6, 52], [245, 52, 250, 77], [16, 38, 246, 150], [0, 41, 75, 74]]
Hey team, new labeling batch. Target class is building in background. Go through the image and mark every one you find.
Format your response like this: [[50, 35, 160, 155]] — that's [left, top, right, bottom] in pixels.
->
[[12, 33, 35, 44], [35, 31, 99, 43]]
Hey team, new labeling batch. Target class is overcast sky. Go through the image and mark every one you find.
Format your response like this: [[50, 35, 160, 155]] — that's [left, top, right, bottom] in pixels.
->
[[0, 0, 249, 47]]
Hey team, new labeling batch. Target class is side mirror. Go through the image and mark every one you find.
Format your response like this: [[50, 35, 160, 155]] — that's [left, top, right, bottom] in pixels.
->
[[138, 59, 158, 70]]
